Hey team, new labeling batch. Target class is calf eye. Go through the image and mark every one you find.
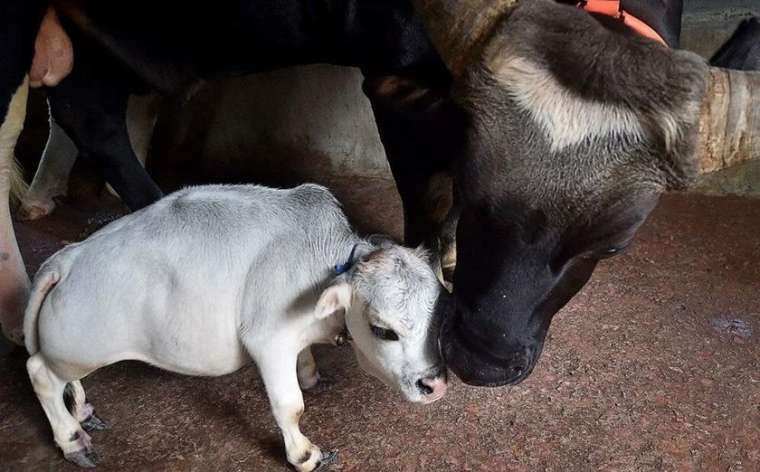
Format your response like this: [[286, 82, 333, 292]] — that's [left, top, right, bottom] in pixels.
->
[[370, 325, 399, 341]]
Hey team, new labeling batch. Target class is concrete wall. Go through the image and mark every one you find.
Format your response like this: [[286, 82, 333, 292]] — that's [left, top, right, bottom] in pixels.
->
[[149, 65, 391, 188]]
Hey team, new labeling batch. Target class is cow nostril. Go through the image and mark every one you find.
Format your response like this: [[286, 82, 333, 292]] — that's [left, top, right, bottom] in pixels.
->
[[416, 379, 434, 395]]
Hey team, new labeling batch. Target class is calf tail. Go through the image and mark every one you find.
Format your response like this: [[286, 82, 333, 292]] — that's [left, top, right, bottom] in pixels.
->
[[23, 268, 60, 355]]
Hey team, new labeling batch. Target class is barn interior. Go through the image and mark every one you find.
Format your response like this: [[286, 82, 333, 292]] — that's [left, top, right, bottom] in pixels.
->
[[1, 1, 758, 471]]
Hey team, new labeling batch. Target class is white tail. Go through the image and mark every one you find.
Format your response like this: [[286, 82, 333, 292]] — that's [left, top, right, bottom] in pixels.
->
[[23, 269, 60, 354]]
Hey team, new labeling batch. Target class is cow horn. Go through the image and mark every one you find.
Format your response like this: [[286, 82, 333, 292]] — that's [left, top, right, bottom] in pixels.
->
[[412, 0, 519, 77], [697, 67, 760, 174]]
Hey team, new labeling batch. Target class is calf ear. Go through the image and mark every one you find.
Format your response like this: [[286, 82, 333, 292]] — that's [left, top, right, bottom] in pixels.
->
[[315, 282, 352, 320]]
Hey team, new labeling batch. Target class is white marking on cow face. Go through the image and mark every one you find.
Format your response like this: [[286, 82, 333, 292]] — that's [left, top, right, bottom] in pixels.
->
[[316, 246, 446, 403], [489, 53, 645, 152]]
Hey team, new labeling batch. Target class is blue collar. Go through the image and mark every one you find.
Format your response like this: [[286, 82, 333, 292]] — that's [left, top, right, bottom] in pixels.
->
[[334, 244, 358, 275]]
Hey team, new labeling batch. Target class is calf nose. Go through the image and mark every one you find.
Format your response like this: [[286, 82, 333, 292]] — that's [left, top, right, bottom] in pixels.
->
[[416, 375, 448, 403]]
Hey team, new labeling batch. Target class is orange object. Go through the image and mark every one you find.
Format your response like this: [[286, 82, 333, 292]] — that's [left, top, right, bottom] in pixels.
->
[[578, 0, 668, 46]]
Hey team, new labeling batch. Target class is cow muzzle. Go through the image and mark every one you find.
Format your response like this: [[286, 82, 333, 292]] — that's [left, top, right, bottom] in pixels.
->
[[441, 314, 540, 387]]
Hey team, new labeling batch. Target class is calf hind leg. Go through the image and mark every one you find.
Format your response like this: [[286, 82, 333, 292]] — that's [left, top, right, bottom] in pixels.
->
[[27, 354, 98, 467]]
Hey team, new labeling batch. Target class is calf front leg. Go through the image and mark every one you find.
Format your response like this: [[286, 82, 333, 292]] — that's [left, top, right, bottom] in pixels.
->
[[255, 347, 328, 472]]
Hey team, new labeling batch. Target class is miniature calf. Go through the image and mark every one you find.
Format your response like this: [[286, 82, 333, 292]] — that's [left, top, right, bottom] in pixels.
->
[[23, 183, 447, 471]]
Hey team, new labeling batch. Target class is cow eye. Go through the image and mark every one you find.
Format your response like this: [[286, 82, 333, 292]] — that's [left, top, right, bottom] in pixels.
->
[[370, 325, 399, 341], [599, 244, 629, 259]]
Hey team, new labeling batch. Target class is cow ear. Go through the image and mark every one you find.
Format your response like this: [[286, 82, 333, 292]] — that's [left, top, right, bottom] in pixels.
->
[[315, 281, 352, 320]]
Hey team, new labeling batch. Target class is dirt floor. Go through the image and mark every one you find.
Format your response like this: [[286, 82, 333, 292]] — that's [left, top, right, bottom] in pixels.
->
[[1, 183, 758, 472]]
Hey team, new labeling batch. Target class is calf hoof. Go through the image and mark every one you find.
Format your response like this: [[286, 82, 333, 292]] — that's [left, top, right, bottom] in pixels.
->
[[81, 413, 108, 432], [62, 430, 97, 468], [292, 445, 332, 472], [313, 450, 338, 472], [17, 199, 56, 221], [64, 449, 98, 468]]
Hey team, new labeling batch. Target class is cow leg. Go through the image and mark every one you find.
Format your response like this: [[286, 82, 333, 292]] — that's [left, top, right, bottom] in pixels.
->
[[254, 347, 327, 472], [0, 78, 31, 345], [19, 116, 77, 220], [102, 93, 162, 199], [67, 381, 108, 432], [296, 347, 320, 390], [47, 43, 162, 211], [24, 92, 163, 219], [126, 93, 161, 167], [0, 0, 46, 349], [363, 75, 463, 275], [27, 355, 97, 468]]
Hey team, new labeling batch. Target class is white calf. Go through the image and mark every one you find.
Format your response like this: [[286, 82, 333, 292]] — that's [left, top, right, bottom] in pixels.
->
[[24, 184, 447, 471]]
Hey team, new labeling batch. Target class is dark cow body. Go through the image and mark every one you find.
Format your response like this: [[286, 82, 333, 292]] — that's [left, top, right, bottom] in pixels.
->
[[44, 0, 464, 255], [46, 0, 452, 225], [711, 17, 760, 69], [33, 0, 684, 246]]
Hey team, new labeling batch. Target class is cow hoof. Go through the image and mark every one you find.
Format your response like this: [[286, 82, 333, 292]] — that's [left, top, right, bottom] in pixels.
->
[[17, 200, 55, 221], [313, 450, 338, 471], [64, 448, 98, 468], [81, 413, 108, 432], [299, 371, 320, 391]]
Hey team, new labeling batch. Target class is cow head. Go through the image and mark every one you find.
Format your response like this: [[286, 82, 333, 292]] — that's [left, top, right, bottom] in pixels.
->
[[411, 0, 760, 386]]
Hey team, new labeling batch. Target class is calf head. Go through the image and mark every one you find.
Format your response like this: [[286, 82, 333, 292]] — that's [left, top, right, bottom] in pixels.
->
[[315, 243, 447, 403], [409, 0, 760, 386]]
